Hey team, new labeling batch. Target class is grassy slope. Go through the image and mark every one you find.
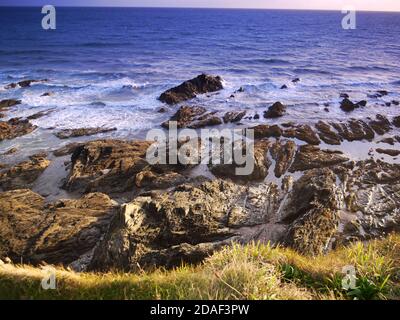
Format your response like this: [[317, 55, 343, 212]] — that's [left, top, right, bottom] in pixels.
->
[[0, 234, 399, 300]]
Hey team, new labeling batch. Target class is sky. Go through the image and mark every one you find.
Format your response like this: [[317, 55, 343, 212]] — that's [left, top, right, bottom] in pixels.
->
[[2, 0, 400, 12]]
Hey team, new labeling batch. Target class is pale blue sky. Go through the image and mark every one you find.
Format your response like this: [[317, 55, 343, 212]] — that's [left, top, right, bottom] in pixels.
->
[[3, 0, 400, 12]]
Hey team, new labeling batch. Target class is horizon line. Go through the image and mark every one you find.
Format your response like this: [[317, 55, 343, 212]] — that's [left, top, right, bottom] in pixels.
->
[[1, 5, 400, 13]]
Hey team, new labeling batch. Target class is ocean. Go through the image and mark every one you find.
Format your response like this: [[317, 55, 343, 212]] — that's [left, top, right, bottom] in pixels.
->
[[1, 7, 400, 157]]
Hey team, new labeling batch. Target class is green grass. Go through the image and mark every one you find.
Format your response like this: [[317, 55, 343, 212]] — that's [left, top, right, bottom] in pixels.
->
[[0, 234, 399, 300]]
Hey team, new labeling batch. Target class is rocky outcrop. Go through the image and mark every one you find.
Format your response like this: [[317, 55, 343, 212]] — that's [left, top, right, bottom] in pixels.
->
[[161, 106, 222, 129], [0, 154, 50, 191], [89, 179, 280, 271], [0, 118, 37, 141], [0, 190, 118, 265], [289, 145, 348, 172], [392, 116, 400, 128], [209, 140, 271, 181], [55, 127, 117, 139], [63, 140, 152, 194], [264, 102, 286, 118], [330, 119, 375, 142], [282, 169, 340, 255], [369, 114, 391, 135], [223, 111, 246, 123], [270, 140, 296, 178], [315, 121, 341, 145], [283, 124, 321, 145], [251, 125, 282, 139], [63, 139, 200, 194], [159, 74, 223, 105]]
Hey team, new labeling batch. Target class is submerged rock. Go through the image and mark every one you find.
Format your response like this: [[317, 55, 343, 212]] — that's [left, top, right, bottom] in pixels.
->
[[0, 190, 118, 265], [0, 99, 21, 110], [4, 79, 47, 89], [159, 74, 223, 105], [0, 154, 50, 191], [55, 127, 117, 139]]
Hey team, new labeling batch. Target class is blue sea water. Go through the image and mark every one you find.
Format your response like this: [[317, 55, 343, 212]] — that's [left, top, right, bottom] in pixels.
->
[[0, 7, 400, 155]]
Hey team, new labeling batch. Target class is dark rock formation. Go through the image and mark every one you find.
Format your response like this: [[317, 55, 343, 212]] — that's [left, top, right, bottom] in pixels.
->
[[376, 148, 400, 157], [4, 79, 47, 89], [315, 121, 342, 145], [223, 111, 246, 123], [264, 102, 286, 118], [159, 74, 223, 105], [161, 106, 223, 129]]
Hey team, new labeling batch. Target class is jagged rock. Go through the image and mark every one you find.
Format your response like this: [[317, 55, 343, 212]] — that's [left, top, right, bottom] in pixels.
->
[[162, 106, 222, 129], [330, 119, 375, 142], [283, 124, 321, 145], [251, 124, 282, 139], [0, 118, 37, 141], [315, 121, 341, 145], [159, 74, 223, 105], [55, 127, 117, 139], [161, 105, 206, 128], [89, 179, 280, 271], [340, 93, 349, 99], [264, 102, 286, 118], [223, 111, 246, 123], [41, 92, 52, 97], [376, 148, 400, 157], [188, 114, 222, 129], [209, 140, 271, 181], [281, 169, 341, 255], [292, 78, 300, 83], [0, 189, 118, 265], [63, 139, 199, 194], [392, 100, 399, 106], [0, 154, 50, 191], [369, 114, 391, 135], [393, 116, 400, 128], [53, 142, 85, 157], [270, 140, 296, 178], [0, 99, 21, 110], [280, 85, 288, 89], [289, 145, 348, 172], [63, 139, 152, 194]]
